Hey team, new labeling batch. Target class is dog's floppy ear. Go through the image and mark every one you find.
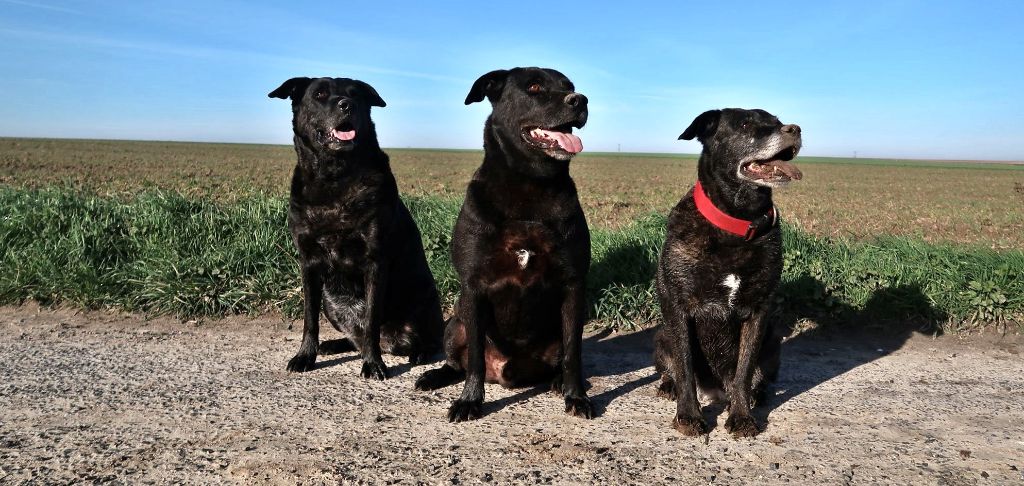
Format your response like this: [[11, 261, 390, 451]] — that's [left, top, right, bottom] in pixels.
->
[[679, 110, 722, 142], [268, 77, 313, 101], [353, 80, 386, 108], [465, 69, 509, 105]]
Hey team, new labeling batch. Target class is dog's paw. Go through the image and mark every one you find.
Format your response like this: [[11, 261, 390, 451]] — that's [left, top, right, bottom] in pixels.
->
[[564, 396, 594, 419], [656, 380, 676, 400], [672, 415, 707, 437], [414, 369, 446, 391], [407, 352, 431, 366], [724, 413, 761, 438], [447, 399, 483, 423], [318, 339, 356, 355], [360, 360, 389, 381], [549, 375, 563, 395], [286, 353, 317, 373]]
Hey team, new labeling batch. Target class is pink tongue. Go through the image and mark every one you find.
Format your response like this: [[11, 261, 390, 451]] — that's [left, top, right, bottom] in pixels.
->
[[536, 129, 583, 153], [332, 129, 356, 141]]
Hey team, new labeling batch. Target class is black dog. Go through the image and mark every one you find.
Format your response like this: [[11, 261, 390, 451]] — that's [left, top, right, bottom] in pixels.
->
[[269, 77, 443, 379], [654, 108, 802, 437], [415, 67, 594, 421]]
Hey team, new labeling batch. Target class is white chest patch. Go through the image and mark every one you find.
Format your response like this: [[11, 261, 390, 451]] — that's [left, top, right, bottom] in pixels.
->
[[722, 274, 741, 307], [515, 249, 533, 270]]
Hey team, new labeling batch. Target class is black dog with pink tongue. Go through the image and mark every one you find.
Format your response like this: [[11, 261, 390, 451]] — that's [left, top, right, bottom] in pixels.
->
[[415, 67, 594, 422], [268, 77, 444, 379]]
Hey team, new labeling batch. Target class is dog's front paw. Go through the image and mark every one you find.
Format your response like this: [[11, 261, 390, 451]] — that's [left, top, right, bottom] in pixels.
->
[[672, 414, 707, 437], [286, 353, 317, 373], [360, 360, 389, 380], [564, 395, 594, 419], [656, 379, 676, 400], [447, 399, 483, 422], [724, 413, 761, 438]]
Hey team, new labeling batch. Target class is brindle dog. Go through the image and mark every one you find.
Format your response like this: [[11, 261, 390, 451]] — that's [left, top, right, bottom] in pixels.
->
[[655, 108, 802, 437]]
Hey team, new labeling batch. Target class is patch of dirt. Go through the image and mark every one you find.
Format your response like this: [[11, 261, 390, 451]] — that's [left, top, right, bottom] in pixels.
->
[[1, 305, 1022, 484]]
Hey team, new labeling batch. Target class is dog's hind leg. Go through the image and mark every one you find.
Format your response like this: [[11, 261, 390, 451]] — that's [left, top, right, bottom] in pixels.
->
[[724, 310, 768, 437], [415, 364, 465, 390], [319, 338, 357, 355], [414, 315, 467, 390], [287, 267, 323, 373]]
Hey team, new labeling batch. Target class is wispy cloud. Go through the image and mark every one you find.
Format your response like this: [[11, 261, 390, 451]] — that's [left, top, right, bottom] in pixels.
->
[[0, 0, 81, 14], [0, 27, 469, 84]]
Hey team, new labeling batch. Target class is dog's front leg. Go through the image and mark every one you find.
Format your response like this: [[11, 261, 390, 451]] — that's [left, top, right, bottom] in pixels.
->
[[724, 310, 767, 437], [359, 259, 389, 380], [448, 292, 487, 422], [558, 284, 594, 418], [287, 265, 322, 372], [660, 294, 706, 436]]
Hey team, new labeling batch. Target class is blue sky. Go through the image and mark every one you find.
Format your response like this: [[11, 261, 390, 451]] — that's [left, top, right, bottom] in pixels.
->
[[1, 1, 1022, 160]]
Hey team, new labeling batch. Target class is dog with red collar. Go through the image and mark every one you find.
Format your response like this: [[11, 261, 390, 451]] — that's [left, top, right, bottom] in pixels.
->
[[654, 108, 803, 438]]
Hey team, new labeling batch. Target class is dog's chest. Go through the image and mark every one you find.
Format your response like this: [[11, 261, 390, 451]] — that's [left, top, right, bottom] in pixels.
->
[[689, 253, 780, 314], [292, 209, 370, 272], [483, 222, 561, 290]]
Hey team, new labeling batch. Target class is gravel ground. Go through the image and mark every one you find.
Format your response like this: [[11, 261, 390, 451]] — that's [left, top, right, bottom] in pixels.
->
[[1, 305, 1022, 485]]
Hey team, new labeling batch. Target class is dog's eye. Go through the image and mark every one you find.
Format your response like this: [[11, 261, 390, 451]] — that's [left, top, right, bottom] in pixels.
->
[[740, 122, 750, 130], [527, 83, 542, 94], [314, 90, 328, 101]]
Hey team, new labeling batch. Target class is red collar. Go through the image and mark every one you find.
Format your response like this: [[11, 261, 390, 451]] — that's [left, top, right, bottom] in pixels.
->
[[693, 180, 778, 241]]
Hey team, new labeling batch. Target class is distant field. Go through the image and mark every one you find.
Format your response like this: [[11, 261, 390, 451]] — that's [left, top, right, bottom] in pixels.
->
[[2, 138, 1022, 249]]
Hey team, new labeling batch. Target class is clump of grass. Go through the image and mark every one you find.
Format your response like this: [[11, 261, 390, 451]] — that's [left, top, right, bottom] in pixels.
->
[[0, 186, 1020, 332]]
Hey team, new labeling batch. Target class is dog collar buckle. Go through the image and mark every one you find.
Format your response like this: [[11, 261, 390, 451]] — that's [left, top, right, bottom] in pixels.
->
[[743, 206, 779, 241]]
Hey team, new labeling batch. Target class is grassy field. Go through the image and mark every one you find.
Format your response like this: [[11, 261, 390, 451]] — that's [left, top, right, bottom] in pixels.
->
[[2, 138, 1022, 249], [1, 187, 1020, 332], [0, 138, 1021, 331]]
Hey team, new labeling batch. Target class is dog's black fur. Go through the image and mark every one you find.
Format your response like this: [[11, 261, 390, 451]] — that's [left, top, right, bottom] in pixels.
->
[[269, 77, 443, 379], [654, 108, 802, 437], [414, 67, 594, 422]]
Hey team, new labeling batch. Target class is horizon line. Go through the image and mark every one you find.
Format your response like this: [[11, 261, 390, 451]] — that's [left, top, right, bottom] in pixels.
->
[[1, 136, 1022, 165]]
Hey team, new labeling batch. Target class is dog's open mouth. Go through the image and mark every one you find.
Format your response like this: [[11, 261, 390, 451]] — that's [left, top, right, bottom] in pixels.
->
[[521, 124, 583, 158], [318, 122, 356, 148], [740, 146, 802, 183]]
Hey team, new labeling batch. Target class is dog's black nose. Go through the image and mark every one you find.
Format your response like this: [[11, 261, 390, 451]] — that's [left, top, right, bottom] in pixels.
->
[[338, 98, 352, 112], [564, 93, 587, 108], [781, 124, 801, 135]]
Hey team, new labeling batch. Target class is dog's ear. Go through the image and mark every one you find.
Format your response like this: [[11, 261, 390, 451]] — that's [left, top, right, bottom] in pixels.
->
[[465, 69, 509, 105], [679, 110, 722, 142], [268, 77, 313, 101], [353, 80, 386, 108]]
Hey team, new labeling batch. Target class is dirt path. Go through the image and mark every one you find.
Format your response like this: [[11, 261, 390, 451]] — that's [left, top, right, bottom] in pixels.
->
[[1, 305, 1022, 485]]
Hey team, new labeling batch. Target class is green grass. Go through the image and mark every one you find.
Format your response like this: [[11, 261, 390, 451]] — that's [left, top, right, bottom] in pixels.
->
[[1, 186, 1021, 332]]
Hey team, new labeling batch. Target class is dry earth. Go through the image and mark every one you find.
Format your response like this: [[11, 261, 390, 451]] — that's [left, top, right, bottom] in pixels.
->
[[1, 305, 1022, 485]]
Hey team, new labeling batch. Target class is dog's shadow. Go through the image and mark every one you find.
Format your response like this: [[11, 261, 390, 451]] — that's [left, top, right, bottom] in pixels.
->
[[580, 276, 943, 426], [758, 278, 942, 419], [310, 339, 431, 378]]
